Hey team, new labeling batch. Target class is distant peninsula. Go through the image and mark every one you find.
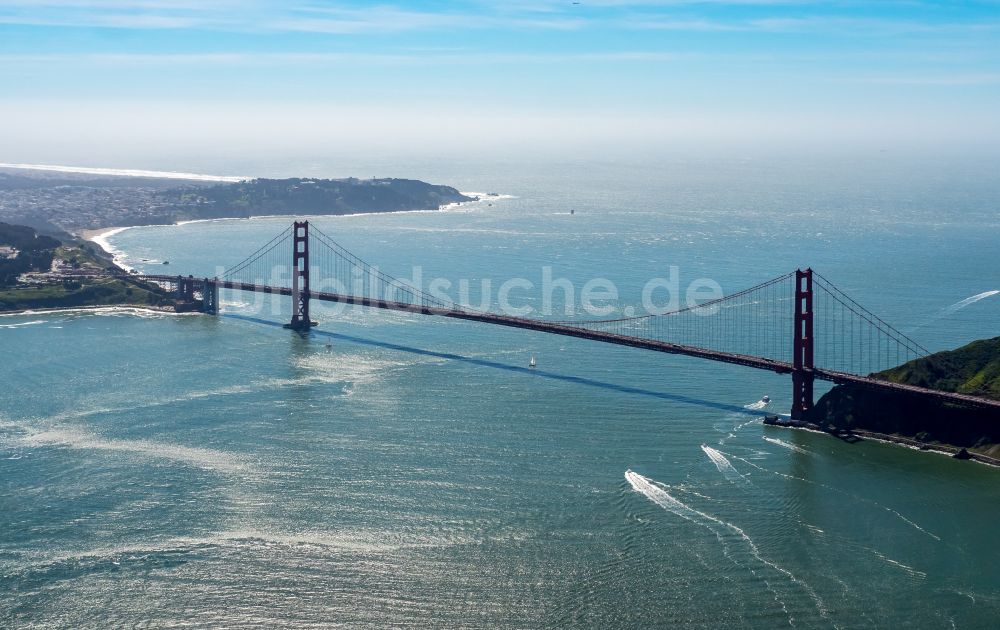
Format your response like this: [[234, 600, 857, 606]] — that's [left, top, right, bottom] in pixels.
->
[[802, 337, 1000, 460], [0, 169, 479, 313], [155, 177, 474, 224], [0, 167, 475, 234]]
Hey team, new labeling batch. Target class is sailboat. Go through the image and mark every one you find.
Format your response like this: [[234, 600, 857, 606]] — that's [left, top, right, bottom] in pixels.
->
[[528, 356, 537, 369]]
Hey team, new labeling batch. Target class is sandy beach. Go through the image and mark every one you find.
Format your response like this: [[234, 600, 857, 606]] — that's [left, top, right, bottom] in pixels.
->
[[78, 226, 132, 248]]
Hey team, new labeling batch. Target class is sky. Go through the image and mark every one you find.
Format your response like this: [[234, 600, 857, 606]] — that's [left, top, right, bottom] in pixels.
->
[[1, 1, 999, 166]]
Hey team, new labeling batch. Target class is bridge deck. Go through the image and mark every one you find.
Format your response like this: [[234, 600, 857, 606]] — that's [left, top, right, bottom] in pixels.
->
[[139, 275, 1000, 412]]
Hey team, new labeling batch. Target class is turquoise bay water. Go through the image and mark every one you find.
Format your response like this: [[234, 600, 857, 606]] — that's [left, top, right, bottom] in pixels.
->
[[2, 156, 1000, 627]]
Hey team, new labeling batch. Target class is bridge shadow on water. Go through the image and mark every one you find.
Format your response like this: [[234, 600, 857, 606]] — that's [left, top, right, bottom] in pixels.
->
[[223, 314, 756, 416]]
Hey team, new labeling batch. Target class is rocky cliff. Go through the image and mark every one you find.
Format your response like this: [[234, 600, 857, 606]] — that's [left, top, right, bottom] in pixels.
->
[[805, 337, 1000, 455]]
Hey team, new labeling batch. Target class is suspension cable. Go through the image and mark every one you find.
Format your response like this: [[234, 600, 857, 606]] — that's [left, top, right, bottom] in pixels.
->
[[221, 226, 293, 280]]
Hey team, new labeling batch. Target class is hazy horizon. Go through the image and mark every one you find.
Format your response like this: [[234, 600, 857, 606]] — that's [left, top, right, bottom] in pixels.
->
[[2, 1, 999, 167]]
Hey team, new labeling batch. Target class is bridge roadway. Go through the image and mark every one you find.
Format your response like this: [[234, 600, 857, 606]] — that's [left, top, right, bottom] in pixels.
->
[[141, 275, 1000, 412]]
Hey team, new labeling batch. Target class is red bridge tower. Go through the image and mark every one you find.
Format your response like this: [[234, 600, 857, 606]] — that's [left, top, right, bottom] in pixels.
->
[[285, 220, 313, 331], [791, 268, 815, 419]]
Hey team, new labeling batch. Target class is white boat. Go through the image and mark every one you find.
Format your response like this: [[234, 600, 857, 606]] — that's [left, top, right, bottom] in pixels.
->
[[528, 356, 537, 369]]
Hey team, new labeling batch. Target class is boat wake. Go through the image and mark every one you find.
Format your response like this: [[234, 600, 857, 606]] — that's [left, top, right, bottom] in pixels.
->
[[868, 548, 927, 579], [908, 289, 999, 332], [763, 436, 811, 454], [625, 470, 830, 624], [943, 290, 999, 315], [732, 417, 764, 432], [701, 444, 747, 483], [0, 319, 48, 329], [719, 449, 940, 541]]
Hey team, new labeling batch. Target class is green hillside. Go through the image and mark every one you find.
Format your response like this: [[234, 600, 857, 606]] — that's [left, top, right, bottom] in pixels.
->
[[878, 337, 1000, 400], [0, 221, 172, 311], [0, 222, 61, 286], [807, 336, 1000, 454]]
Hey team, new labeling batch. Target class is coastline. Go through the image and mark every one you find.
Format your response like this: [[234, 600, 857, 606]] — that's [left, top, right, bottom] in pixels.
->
[[764, 416, 1000, 468], [78, 226, 130, 241], [0, 304, 184, 318], [79, 225, 140, 271], [79, 192, 500, 259], [16, 193, 505, 319], [0, 162, 245, 182]]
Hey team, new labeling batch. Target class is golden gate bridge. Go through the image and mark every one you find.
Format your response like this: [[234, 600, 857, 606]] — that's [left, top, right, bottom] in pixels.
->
[[136, 220, 1000, 419]]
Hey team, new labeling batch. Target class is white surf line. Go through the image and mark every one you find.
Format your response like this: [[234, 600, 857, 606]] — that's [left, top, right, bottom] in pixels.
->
[[626, 470, 832, 626], [88, 226, 137, 271], [10, 306, 190, 319], [460, 191, 517, 200], [0, 162, 245, 182], [763, 436, 812, 455], [720, 449, 941, 542], [701, 444, 748, 483]]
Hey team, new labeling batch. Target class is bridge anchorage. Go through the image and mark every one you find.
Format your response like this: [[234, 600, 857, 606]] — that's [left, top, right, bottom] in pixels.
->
[[171, 275, 219, 315], [134, 220, 1000, 417]]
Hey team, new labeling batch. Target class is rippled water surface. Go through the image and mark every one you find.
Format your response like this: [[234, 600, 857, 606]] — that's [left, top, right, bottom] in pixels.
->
[[3, 156, 1000, 628]]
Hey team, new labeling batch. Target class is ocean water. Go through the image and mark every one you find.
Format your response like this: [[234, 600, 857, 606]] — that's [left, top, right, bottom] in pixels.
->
[[2, 155, 1000, 628]]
